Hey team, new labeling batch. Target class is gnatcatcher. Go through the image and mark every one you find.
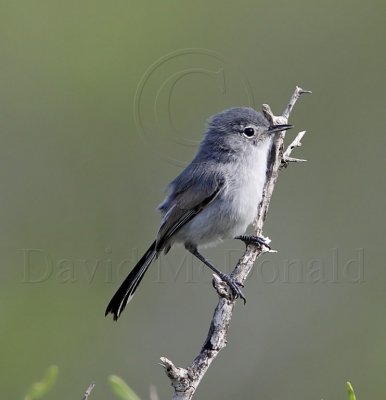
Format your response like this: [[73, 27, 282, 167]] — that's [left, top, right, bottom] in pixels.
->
[[106, 107, 292, 320]]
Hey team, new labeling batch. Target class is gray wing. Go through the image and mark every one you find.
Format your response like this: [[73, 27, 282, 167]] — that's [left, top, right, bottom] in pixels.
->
[[156, 165, 224, 252]]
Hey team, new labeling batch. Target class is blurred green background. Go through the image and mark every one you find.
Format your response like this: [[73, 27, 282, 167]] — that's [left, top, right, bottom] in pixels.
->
[[1, 0, 385, 399]]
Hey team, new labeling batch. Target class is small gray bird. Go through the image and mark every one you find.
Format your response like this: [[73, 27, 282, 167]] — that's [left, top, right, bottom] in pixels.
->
[[106, 107, 292, 320]]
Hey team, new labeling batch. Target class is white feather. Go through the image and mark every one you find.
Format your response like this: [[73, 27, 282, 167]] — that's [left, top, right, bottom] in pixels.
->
[[174, 138, 272, 248]]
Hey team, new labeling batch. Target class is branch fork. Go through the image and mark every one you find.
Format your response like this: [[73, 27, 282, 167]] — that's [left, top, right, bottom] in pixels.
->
[[161, 87, 311, 400], [160, 358, 191, 393], [281, 130, 307, 168]]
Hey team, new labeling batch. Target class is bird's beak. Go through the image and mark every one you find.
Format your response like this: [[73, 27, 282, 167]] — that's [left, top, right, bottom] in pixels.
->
[[267, 124, 293, 134]]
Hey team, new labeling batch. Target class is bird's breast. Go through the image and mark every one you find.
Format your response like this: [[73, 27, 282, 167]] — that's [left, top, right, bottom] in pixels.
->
[[224, 141, 270, 227], [171, 140, 272, 248]]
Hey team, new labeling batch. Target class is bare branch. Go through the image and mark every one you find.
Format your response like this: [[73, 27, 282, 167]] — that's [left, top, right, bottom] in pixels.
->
[[282, 86, 311, 120], [284, 130, 306, 157], [82, 383, 95, 400], [161, 87, 311, 400], [281, 130, 307, 168], [150, 385, 160, 400]]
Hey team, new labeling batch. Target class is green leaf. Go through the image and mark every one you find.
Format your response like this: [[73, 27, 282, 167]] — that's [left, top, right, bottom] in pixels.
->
[[346, 381, 357, 400], [108, 375, 141, 400], [24, 365, 59, 400]]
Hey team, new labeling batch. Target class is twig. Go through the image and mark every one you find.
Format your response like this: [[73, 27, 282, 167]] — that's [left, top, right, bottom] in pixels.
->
[[82, 383, 95, 400], [149, 384, 160, 400], [282, 86, 312, 120], [160, 87, 310, 400], [281, 130, 307, 168]]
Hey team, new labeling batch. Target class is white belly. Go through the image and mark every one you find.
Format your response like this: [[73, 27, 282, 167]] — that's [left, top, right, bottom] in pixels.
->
[[174, 140, 271, 248]]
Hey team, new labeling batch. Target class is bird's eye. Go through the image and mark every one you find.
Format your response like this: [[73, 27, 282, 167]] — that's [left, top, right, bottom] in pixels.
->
[[243, 127, 255, 138]]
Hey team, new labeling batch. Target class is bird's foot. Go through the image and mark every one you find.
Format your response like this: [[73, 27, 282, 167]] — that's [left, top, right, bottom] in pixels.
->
[[215, 272, 246, 304], [235, 235, 271, 250]]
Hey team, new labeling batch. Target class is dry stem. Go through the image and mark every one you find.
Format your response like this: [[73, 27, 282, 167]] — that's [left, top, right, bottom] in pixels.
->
[[161, 86, 310, 400]]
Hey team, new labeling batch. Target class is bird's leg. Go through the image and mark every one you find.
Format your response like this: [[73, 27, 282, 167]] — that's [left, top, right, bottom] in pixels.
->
[[235, 235, 271, 250], [186, 246, 246, 304]]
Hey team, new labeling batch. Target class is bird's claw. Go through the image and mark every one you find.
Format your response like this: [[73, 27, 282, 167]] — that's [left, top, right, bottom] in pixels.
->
[[217, 272, 246, 304], [235, 235, 271, 250]]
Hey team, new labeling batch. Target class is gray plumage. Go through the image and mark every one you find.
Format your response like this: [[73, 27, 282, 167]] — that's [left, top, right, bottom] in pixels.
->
[[106, 107, 291, 320], [158, 108, 271, 249]]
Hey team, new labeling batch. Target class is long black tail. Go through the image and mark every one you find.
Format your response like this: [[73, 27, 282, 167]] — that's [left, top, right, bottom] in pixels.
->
[[105, 241, 157, 320]]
